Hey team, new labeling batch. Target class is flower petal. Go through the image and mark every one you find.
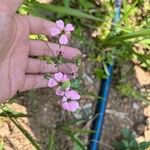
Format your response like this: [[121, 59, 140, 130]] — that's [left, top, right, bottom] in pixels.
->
[[65, 24, 74, 32], [69, 101, 79, 112], [62, 102, 70, 111], [65, 90, 81, 100], [59, 34, 68, 45], [56, 20, 64, 30], [56, 87, 64, 96], [50, 27, 61, 36], [48, 78, 58, 87], [65, 87, 70, 91], [62, 96, 68, 102], [54, 72, 63, 82], [62, 74, 69, 82]]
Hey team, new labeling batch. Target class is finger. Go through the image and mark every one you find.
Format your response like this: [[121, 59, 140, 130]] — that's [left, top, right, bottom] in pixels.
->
[[26, 15, 55, 37], [26, 58, 78, 74], [29, 40, 81, 60], [20, 75, 48, 91], [0, 0, 23, 15]]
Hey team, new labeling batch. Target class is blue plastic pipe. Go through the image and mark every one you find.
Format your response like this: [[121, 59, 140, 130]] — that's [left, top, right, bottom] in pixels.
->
[[88, 65, 113, 150], [88, 1, 121, 149]]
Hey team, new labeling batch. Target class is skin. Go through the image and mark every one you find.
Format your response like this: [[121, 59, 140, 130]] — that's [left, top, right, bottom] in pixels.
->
[[0, 0, 81, 102]]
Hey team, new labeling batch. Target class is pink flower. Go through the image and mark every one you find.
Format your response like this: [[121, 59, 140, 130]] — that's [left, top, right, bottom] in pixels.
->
[[48, 78, 58, 88], [56, 87, 65, 96], [59, 34, 68, 45], [50, 20, 74, 45], [61, 90, 80, 112], [48, 72, 69, 88], [55, 86, 70, 96]]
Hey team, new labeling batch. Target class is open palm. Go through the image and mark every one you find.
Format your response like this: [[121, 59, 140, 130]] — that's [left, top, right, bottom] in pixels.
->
[[0, 1, 81, 102]]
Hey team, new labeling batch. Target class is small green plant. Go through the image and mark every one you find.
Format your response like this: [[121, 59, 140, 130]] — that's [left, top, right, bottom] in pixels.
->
[[0, 139, 4, 150], [113, 128, 150, 150], [117, 82, 150, 104]]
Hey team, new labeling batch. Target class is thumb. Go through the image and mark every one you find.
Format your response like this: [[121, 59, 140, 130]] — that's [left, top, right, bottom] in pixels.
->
[[0, 0, 24, 15]]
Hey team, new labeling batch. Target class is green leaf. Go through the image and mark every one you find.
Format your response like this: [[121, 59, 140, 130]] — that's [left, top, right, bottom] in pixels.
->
[[18, 4, 29, 14], [118, 28, 150, 40], [63, 0, 72, 7], [61, 80, 71, 90], [94, 68, 107, 79], [0, 111, 28, 118], [63, 130, 86, 150], [140, 39, 150, 44], [0, 140, 4, 150], [133, 51, 150, 69], [112, 141, 125, 150], [79, 0, 95, 10], [139, 141, 150, 149], [0, 106, 28, 118], [122, 0, 138, 25], [103, 63, 110, 76], [105, 28, 150, 46], [117, 83, 150, 104], [71, 80, 80, 89], [122, 140, 129, 148], [122, 128, 130, 139], [47, 130, 56, 150], [73, 142, 83, 150], [23, 1, 103, 22], [129, 139, 138, 148]]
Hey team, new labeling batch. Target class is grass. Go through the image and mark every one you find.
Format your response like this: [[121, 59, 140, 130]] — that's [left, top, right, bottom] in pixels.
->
[[113, 128, 150, 150]]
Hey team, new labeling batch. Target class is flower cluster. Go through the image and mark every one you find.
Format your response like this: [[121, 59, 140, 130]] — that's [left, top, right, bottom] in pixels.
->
[[50, 20, 74, 45], [48, 20, 80, 112], [48, 72, 80, 112]]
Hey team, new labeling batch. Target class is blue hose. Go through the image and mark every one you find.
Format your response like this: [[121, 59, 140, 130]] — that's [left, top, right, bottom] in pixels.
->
[[88, 0, 121, 149], [88, 65, 114, 150]]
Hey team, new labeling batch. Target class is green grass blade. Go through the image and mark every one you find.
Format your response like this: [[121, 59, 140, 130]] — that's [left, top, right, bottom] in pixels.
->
[[63, 130, 86, 150], [122, 0, 138, 22], [0, 111, 28, 118], [10, 118, 41, 150], [117, 83, 150, 104], [133, 51, 150, 68], [47, 130, 55, 150], [24, 1, 103, 22], [140, 39, 150, 45], [22, 1, 131, 33], [103, 62, 110, 76], [0, 139, 4, 150], [104, 28, 150, 46], [117, 28, 150, 40], [0, 105, 29, 118], [0, 106, 40, 149]]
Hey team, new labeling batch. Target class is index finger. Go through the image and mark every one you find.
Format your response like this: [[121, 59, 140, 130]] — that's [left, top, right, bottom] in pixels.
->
[[29, 40, 82, 60]]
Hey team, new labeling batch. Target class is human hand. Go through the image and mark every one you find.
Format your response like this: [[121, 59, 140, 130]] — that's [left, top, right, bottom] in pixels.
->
[[0, 0, 81, 102]]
